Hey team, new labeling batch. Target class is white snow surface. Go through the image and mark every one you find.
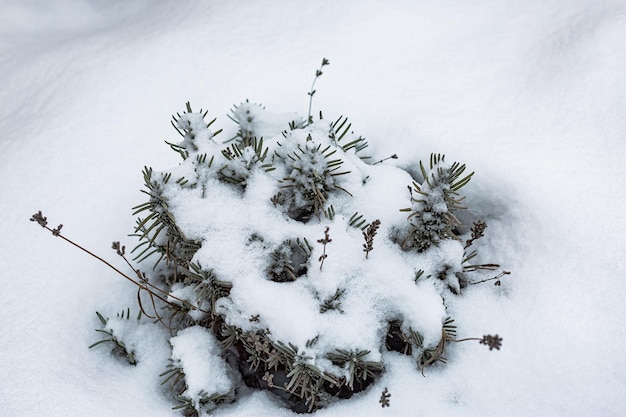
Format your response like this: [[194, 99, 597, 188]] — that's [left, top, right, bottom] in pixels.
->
[[2, 1, 626, 416], [169, 326, 234, 411]]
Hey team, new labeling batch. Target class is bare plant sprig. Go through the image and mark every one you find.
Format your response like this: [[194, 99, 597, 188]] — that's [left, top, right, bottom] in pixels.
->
[[362, 219, 381, 259], [373, 154, 398, 165], [30, 211, 210, 324], [307, 58, 330, 125], [469, 270, 511, 286], [417, 318, 502, 376], [449, 334, 503, 351], [379, 387, 391, 408], [464, 220, 487, 249], [317, 227, 331, 270]]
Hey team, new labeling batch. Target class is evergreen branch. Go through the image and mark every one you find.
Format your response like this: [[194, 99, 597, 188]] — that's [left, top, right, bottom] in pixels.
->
[[448, 334, 503, 350]]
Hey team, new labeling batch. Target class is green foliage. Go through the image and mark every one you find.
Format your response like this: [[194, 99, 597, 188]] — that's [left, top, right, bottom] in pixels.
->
[[362, 219, 381, 259], [218, 136, 275, 189], [348, 212, 369, 230], [167, 102, 222, 160], [329, 115, 369, 159], [88, 310, 140, 365], [400, 154, 473, 252], [319, 288, 345, 313], [172, 390, 236, 417], [160, 358, 187, 394], [379, 387, 391, 408], [30, 61, 508, 415], [267, 240, 310, 282], [131, 167, 201, 269], [179, 262, 232, 317], [161, 357, 235, 416], [276, 140, 352, 222], [327, 349, 383, 391]]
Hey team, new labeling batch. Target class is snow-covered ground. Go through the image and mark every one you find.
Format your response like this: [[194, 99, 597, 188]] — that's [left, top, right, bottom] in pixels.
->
[[2, 1, 626, 416]]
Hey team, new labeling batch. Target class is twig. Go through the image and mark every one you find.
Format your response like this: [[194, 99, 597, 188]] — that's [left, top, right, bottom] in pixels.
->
[[317, 227, 331, 270], [307, 58, 329, 125], [373, 154, 398, 165], [468, 270, 511, 286], [30, 211, 209, 318], [448, 334, 503, 350], [362, 219, 381, 259], [379, 387, 391, 407]]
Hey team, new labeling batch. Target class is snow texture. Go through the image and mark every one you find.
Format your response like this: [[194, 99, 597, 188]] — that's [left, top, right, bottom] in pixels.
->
[[158, 106, 455, 377], [2, 1, 626, 416], [169, 327, 234, 414]]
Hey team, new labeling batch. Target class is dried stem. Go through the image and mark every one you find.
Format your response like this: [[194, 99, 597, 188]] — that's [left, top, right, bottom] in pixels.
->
[[468, 270, 511, 286], [317, 226, 331, 270], [30, 211, 209, 320], [362, 219, 381, 259], [373, 154, 398, 165], [307, 58, 329, 125], [464, 220, 487, 249]]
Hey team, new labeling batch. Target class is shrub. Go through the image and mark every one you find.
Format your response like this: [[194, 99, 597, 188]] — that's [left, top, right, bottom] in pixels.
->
[[31, 59, 507, 415]]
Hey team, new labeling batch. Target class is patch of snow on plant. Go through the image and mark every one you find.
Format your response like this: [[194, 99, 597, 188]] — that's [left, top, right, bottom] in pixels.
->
[[169, 326, 234, 413]]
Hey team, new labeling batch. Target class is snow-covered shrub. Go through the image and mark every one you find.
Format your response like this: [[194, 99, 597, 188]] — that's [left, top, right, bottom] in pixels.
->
[[30, 62, 505, 415], [117, 94, 501, 413]]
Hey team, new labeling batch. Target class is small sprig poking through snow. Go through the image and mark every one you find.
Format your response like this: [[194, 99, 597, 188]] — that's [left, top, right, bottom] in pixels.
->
[[379, 387, 391, 408], [373, 154, 398, 165], [320, 288, 345, 313], [317, 227, 332, 270], [268, 240, 309, 282], [218, 137, 275, 190], [349, 212, 369, 230], [468, 270, 511, 286], [277, 140, 352, 222], [29, 212, 209, 331], [464, 220, 487, 249], [307, 58, 330, 124], [327, 349, 384, 391], [448, 334, 503, 350], [480, 334, 503, 350], [112, 241, 125, 256], [167, 102, 221, 159], [328, 114, 370, 158], [363, 219, 381, 259]]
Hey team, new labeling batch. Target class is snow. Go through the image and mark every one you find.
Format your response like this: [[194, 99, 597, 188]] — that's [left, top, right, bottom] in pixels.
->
[[169, 327, 234, 412], [2, 1, 626, 416]]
